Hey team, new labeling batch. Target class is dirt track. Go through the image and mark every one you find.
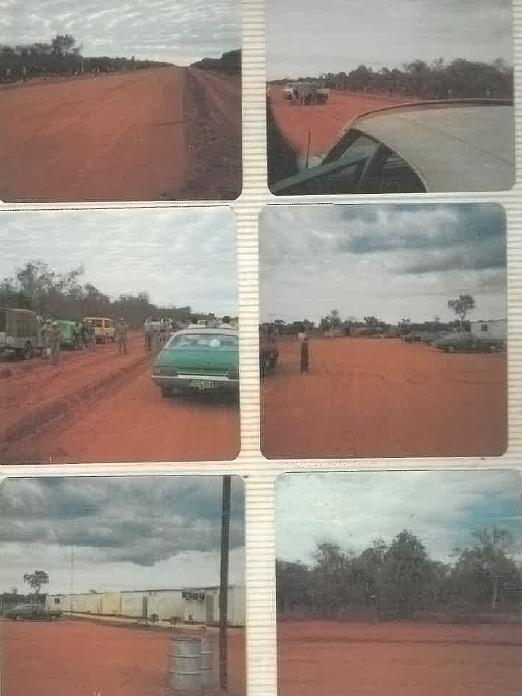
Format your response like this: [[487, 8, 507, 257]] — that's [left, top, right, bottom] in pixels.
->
[[0, 68, 241, 201], [278, 620, 522, 696], [268, 85, 407, 158], [1, 619, 245, 696], [261, 338, 507, 458], [0, 334, 239, 463]]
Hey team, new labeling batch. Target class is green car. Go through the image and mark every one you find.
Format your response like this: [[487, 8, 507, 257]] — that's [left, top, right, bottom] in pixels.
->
[[57, 320, 80, 349], [151, 328, 239, 397], [433, 331, 504, 353]]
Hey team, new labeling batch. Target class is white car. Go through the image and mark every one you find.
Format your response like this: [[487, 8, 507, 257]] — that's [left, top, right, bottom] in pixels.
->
[[271, 100, 514, 195]]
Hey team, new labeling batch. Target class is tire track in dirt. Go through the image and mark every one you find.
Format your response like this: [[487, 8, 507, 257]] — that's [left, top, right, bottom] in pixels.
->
[[1, 354, 147, 456], [181, 68, 242, 199]]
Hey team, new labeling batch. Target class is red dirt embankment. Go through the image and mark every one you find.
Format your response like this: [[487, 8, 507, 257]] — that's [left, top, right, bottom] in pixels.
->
[[0, 67, 241, 201], [1, 619, 245, 696], [268, 85, 409, 157], [278, 620, 522, 696], [262, 338, 507, 458], [0, 334, 239, 463]]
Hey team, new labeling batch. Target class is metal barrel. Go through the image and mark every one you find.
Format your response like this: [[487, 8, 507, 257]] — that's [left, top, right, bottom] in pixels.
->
[[200, 636, 218, 689], [168, 636, 202, 693]]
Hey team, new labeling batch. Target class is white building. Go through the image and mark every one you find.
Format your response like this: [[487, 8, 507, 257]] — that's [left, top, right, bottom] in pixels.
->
[[46, 585, 245, 627], [470, 319, 507, 341]]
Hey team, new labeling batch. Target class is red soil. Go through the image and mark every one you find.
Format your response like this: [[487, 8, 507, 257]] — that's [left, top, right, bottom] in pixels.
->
[[0, 334, 239, 463], [262, 338, 507, 458], [278, 620, 522, 696], [1, 619, 245, 696]]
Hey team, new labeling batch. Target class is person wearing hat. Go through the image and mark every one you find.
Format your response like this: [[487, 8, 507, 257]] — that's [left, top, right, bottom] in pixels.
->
[[49, 321, 62, 366], [115, 317, 128, 355]]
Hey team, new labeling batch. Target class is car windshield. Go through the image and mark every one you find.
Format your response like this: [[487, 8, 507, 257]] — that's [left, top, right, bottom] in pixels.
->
[[166, 333, 238, 350]]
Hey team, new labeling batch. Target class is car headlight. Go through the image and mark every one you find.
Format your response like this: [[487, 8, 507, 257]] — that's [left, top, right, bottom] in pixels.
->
[[6, 336, 14, 345]]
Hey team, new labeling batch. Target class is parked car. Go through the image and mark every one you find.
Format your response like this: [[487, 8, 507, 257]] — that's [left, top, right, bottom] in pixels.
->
[[151, 328, 239, 397], [271, 100, 514, 195], [83, 316, 116, 343], [0, 307, 45, 359], [433, 332, 504, 353], [4, 603, 61, 621]]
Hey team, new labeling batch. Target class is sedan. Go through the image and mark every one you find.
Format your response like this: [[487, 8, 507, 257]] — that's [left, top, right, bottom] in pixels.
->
[[4, 603, 61, 620], [271, 100, 514, 195], [433, 332, 504, 353], [151, 328, 239, 397]]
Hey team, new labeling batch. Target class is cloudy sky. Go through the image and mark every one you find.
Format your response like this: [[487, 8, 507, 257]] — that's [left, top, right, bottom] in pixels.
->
[[0, 476, 244, 594], [260, 204, 506, 324], [267, 0, 512, 79], [0, 0, 240, 65], [0, 208, 237, 315], [276, 470, 522, 564]]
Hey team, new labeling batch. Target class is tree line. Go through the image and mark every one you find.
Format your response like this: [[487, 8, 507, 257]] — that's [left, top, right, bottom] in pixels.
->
[[263, 297, 476, 337], [277, 528, 522, 622], [190, 49, 241, 76], [275, 58, 513, 100], [0, 34, 171, 82], [0, 261, 227, 329]]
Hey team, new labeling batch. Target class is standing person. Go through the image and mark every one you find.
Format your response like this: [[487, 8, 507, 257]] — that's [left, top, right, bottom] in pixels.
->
[[300, 336, 310, 372], [73, 321, 82, 350], [41, 319, 52, 359], [297, 325, 309, 373], [80, 320, 89, 349], [115, 318, 128, 355], [49, 321, 61, 366], [144, 317, 154, 353]]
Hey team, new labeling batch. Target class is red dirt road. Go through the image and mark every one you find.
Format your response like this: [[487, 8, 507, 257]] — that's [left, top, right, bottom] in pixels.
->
[[1, 619, 245, 696], [278, 620, 522, 696], [268, 86, 407, 157], [0, 335, 239, 463], [262, 338, 507, 458], [0, 68, 241, 201]]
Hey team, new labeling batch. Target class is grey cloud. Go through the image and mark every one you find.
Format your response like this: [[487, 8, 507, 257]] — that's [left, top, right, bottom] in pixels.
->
[[267, 0, 512, 79], [0, 0, 240, 64], [339, 205, 505, 257], [0, 476, 245, 567], [0, 208, 237, 313]]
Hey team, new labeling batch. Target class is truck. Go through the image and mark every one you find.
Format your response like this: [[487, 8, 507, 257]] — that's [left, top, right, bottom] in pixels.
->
[[0, 307, 44, 359], [57, 320, 80, 349], [83, 316, 116, 344]]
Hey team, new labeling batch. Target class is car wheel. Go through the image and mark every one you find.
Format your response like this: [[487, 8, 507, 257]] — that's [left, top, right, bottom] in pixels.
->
[[160, 386, 172, 398], [22, 342, 33, 360]]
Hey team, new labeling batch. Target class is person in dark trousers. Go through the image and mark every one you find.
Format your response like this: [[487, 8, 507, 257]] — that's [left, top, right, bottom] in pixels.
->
[[300, 336, 309, 372]]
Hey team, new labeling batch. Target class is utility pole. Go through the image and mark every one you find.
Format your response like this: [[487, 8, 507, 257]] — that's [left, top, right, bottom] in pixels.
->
[[219, 476, 232, 691]]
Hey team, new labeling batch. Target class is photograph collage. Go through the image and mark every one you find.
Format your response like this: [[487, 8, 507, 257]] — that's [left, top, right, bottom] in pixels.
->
[[0, 1, 520, 695]]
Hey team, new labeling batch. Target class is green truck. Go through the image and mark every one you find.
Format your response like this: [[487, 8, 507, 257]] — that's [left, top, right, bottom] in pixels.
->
[[57, 320, 80, 349]]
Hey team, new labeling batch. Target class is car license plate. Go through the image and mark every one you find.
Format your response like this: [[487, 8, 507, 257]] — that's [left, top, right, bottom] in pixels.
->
[[189, 380, 216, 390]]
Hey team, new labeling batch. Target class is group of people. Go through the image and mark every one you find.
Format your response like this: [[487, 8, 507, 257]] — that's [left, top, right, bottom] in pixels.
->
[[39, 317, 129, 365]]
